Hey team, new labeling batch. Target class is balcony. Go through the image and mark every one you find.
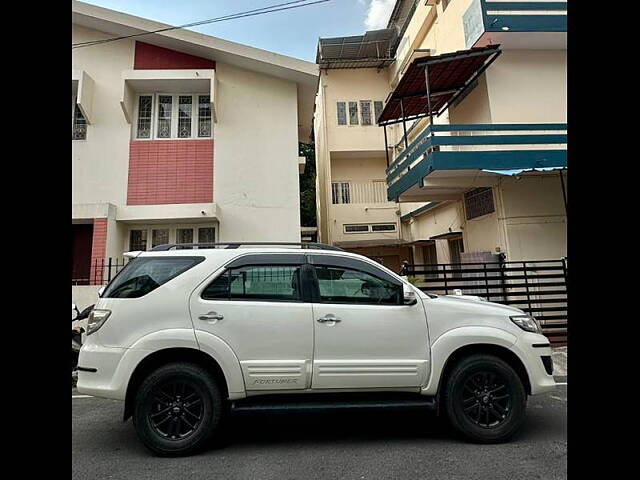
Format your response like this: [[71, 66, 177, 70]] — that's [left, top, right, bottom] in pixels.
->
[[464, 0, 567, 49], [386, 123, 567, 202]]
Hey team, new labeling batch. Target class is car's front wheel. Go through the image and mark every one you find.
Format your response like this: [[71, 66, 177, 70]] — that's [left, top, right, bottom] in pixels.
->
[[443, 354, 527, 443], [132, 362, 223, 456]]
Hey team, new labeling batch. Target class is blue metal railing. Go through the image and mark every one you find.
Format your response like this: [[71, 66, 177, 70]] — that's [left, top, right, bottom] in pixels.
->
[[385, 123, 567, 200]]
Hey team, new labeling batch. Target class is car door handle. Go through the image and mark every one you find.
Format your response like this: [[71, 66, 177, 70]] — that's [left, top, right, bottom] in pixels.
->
[[198, 312, 224, 321], [317, 314, 341, 323]]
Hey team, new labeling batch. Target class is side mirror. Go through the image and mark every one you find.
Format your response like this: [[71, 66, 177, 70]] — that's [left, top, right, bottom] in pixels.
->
[[403, 284, 418, 305], [72, 304, 78, 321], [98, 286, 105, 297]]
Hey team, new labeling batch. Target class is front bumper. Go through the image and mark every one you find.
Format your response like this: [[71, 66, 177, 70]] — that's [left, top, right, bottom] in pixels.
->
[[510, 332, 557, 395]]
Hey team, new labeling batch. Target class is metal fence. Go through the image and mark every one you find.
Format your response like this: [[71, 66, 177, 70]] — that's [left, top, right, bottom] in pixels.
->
[[400, 258, 568, 346], [71, 257, 130, 286]]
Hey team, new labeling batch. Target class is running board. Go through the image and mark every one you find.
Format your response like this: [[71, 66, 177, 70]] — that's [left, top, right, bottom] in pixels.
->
[[231, 393, 437, 415]]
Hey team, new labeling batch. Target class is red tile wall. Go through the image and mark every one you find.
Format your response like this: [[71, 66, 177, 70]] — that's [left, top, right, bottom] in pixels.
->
[[134, 42, 216, 70], [127, 140, 214, 205], [89, 219, 108, 285]]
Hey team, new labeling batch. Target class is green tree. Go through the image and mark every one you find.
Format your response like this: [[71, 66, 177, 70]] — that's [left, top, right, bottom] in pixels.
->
[[299, 142, 317, 227]]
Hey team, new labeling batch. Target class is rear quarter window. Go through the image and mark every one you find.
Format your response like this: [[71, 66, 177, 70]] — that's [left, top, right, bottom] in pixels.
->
[[102, 256, 204, 298]]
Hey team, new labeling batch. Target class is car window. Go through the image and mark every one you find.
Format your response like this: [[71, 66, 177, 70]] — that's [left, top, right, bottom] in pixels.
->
[[102, 256, 204, 298], [202, 265, 302, 302], [313, 266, 402, 305]]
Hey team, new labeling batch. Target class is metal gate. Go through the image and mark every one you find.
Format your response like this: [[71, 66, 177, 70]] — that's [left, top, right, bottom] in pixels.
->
[[400, 258, 568, 346]]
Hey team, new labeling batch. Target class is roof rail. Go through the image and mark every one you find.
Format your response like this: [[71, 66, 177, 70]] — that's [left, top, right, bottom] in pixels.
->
[[150, 242, 344, 252]]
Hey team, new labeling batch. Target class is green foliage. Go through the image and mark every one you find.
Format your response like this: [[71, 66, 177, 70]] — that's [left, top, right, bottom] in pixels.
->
[[299, 142, 317, 227]]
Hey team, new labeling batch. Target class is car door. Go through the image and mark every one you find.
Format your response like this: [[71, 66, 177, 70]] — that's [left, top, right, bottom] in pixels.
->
[[308, 254, 430, 390], [189, 253, 314, 392]]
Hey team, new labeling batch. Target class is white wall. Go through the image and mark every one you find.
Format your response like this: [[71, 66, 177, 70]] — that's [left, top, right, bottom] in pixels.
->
[[72, 25, 135, 207], [486, 50, 567, 123], [72, 286, 102, 310], [214, 62, 301, 241], [499, 173, 567, 260]]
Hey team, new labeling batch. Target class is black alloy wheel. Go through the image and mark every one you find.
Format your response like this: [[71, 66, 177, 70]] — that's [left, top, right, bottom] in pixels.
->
[[460, 371, 512, 428], [133, 362, 223, 456], [443, 354, 527, 443], [148, 380, 205, 440]]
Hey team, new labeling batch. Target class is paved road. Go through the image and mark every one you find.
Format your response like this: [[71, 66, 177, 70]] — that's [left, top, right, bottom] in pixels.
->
[[72, 386, 566, 480]]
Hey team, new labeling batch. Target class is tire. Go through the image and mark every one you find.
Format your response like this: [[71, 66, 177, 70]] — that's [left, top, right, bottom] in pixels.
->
[[132, 362, 223, 456], [443, 354, 527, 443]]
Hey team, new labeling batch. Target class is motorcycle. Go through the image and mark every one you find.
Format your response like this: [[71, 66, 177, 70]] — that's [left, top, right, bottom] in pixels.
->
[[72, 303, 94, 384]]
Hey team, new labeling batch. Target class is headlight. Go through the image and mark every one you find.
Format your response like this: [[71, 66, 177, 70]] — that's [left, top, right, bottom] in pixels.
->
[[86, 309, 111, 335], [510, 314, 542, 333]]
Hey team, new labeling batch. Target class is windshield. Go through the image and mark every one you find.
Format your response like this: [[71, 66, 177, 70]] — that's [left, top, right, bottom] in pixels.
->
[[102, 256, 204, 298]]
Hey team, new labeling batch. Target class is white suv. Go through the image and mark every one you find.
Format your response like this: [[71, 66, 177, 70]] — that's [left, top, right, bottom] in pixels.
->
[[77, 242, 556, 455]]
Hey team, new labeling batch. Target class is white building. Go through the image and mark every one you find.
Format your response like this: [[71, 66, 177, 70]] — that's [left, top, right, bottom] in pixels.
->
[[72, 1, 317, 285]]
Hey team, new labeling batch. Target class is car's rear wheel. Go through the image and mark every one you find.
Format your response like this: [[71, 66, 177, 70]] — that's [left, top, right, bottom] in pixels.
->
[[443, 354, 527, 443], [133, 362, 223, 456]]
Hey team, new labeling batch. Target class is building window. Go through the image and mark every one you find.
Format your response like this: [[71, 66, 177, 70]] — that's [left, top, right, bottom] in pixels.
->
[[371, 224, 396, 232], [360, 101, 372, 126], [135, 94, 213, 140], [129, 230, 147, 251], [464, 187, 495, 220], [151, 229, 169, 248], [348, 102, 359, 125], [72, 103, 87, 140], [198, 95, 212, 137], [344, 223, 397, 234], [128, 225, 216, 251], [336, 102, 347, 125], [374, 101, 384, 124], [176, 228, 194, 245], [136, 95, 153, 139], [198, 227, 215, 245], [344, 224, 370, 233], [332, 182, 351, 204], [177, 96, 192, 138], [157, 95, 173, 138]]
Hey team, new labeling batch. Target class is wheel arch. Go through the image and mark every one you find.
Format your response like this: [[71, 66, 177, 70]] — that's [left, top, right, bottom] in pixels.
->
[[436, 343, 532, 398], [423, 327, 531, 398], [123, 347, 229, 421]]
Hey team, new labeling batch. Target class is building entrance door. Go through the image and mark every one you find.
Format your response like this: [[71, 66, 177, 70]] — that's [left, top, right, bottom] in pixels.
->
[[72, 224, 93, 285]]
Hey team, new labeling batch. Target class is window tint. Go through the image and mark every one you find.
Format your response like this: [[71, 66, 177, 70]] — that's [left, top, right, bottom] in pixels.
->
[[202, 265, 302, 302], [201, 271, 230, 299], [102, 257, 203, 298], [314, 266, 402, 305]]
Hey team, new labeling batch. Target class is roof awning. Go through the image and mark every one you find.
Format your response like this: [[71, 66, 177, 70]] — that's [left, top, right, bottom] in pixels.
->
[[429, 231, 463, 241], [316, 29, 396, 69], [377, 45, 501, 126]]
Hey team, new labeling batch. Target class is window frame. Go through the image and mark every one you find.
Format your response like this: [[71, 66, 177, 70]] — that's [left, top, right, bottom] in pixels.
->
[[200, 254, 310, 303], [72, 96, 87, 141], [331, 181, 351, 204], [133, 93, 213, 140], [359, 100, 373, 126], [126, 224, 217, 251], [307, 255, 404, 306]]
